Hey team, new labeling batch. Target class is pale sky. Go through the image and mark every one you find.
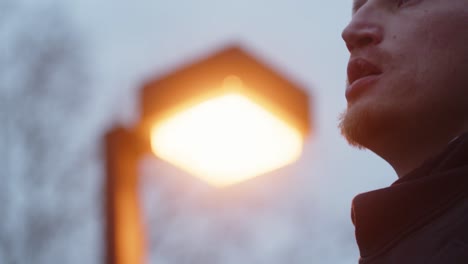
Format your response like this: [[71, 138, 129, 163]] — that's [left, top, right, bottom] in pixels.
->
[[16, 0, 397, 263], [65, 0, 395, 196]]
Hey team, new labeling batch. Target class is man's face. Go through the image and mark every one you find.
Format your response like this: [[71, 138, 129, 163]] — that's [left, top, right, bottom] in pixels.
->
[[340, 0, 468, 148]]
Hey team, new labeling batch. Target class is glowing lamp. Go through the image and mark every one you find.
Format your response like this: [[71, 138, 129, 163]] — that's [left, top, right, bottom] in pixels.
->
[[137, 46, 311, 186], [150, 77, 303, 186]]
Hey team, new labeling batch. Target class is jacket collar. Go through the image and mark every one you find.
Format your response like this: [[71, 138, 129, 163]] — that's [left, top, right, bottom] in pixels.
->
[[351, 133, 468, 258]]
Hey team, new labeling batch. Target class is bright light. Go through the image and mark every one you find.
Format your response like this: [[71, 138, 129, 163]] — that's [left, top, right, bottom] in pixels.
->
[[150, 78, 303, 187]]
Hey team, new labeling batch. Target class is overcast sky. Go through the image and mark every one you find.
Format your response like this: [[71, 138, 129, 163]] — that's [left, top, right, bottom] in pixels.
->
[[14, 0, 397, 263], [65, 0, 396, 196]]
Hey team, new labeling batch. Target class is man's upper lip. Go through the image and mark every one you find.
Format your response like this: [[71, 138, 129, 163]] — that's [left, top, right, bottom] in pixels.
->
[[347, 58, 382, 85]]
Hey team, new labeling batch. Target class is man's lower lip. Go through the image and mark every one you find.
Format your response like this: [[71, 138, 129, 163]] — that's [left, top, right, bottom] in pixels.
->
[[346, 75, 381, 102]]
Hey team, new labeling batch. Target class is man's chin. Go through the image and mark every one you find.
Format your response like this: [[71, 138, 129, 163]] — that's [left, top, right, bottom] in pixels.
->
[[339, 109, 367, 149], [338, 101, 391, 150]]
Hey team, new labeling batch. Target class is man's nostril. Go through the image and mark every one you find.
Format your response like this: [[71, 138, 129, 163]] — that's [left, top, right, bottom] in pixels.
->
[[358, 36, 374, 47]]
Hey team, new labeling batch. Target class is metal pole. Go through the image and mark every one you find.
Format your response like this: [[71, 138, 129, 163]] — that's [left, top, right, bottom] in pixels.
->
[[105, 127, 146, 264]]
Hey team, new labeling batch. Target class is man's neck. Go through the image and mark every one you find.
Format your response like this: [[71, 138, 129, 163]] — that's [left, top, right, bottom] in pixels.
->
[[369, 130, 466, 178]]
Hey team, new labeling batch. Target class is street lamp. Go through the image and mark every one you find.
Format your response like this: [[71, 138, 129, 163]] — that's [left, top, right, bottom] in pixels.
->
[[105, 45, 311, 264]]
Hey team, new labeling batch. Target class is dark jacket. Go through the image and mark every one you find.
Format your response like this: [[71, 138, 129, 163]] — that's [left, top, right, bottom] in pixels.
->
[[352, 134, 468, 263]]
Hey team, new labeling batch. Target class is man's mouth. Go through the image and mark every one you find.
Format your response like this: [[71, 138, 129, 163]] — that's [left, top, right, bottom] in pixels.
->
[[346, 58, 383, 102]]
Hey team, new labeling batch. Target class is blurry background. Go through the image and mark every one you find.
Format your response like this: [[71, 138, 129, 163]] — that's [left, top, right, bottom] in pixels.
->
[[2, 0, 395, 263]]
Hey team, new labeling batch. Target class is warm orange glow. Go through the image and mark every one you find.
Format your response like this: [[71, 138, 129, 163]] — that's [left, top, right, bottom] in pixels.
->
[[150, 77, 303, 187]]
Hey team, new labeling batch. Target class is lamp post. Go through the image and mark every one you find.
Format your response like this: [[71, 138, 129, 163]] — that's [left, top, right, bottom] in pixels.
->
[[104, 45, 311, 264]]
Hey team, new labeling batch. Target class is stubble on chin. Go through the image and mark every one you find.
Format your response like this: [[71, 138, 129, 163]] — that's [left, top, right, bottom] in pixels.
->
[[338, 105, 367, 149], [338, 100, 390, 150]]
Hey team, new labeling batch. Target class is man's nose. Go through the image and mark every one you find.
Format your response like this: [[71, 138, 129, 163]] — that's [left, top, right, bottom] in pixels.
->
[[341, 17, 383, 52]]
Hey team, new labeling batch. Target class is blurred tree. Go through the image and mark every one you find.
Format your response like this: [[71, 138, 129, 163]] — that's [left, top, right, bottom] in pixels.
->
[[1, 2, 102, 264]]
